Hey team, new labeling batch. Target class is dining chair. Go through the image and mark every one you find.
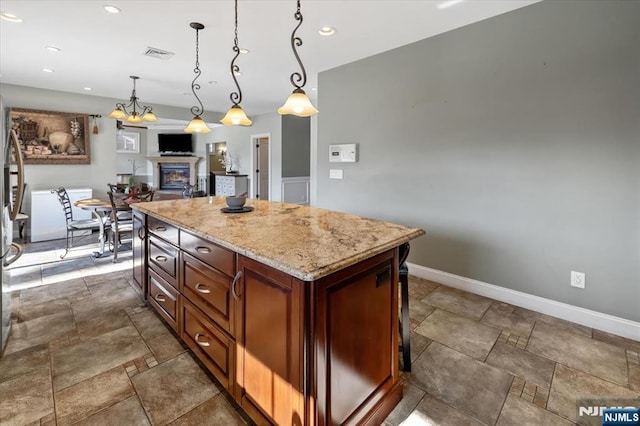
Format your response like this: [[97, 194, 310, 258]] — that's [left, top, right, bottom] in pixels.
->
[[399, 242, 411, 372], [139, 190, 155, 202], [11, 184, 29, 242], [107, 183, 127, 193], [107, 191, 134, 263], [51, 187, 107, 259]]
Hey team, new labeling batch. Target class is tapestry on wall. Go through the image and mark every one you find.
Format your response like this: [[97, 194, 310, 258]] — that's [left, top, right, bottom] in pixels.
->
[[9, 108, 91, 165]]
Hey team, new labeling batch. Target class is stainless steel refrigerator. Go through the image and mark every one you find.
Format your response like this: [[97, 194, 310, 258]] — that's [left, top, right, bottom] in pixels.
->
[[1, 96, 24, 355]]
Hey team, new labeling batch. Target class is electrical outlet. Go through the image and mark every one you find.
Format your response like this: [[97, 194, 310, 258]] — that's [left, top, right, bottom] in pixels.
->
[[570, 271, 585, 289]]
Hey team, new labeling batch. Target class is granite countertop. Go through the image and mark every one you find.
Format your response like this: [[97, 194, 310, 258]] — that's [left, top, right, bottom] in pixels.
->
[[133, 197, 424, 281]]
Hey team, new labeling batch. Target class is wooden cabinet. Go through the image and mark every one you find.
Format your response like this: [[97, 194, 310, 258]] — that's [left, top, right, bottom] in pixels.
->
[[148, 268, 180, 332], [314, 250, 401, 425], [182, 298, 235, 391], [234, 256, 305, 425], [131, 209, 146, 297], [141, 212, 403, 425], [148, 235, 178, 287]]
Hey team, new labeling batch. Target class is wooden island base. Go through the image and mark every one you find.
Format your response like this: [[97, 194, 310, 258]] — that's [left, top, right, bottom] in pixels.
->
[[132, 199, 423, 425]]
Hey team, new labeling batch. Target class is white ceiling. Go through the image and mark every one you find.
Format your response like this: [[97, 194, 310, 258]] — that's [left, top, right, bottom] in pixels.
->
[[0, 0, 540, 117]]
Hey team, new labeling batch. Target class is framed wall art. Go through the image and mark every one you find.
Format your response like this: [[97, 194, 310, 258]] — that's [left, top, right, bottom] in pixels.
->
[[116, 131, 140, 153], [9, 108, 91, 165]]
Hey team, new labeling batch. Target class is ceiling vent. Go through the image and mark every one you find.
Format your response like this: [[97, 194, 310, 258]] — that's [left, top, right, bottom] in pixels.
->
[[143, 47, 175, 60]]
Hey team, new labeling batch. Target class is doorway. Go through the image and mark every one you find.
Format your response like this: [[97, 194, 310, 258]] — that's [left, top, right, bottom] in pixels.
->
[[206, 142, 227, 195], [251, 134, 270, 200]]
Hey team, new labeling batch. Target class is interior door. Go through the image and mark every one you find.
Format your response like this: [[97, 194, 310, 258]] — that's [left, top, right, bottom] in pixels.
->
[[254, 137, 269, 200]]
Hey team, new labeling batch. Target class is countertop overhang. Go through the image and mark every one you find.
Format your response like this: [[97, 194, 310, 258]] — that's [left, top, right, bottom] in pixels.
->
[[133, 197, 424, 281]]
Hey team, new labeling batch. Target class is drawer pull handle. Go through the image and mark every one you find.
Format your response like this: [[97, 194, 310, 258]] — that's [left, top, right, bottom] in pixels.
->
[[155, 226, 167, 232], [155, 255, 168, 262], [196, 246, 211, 254], [194, 333, 210, 347], [195, 283, 210, 294], [232, 271, 242, 300], [154, 293, 166, 302]]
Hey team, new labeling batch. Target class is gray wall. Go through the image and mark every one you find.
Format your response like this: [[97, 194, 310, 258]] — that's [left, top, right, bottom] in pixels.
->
[[281, 115, 310, 177], [315, 1, 640, 321]]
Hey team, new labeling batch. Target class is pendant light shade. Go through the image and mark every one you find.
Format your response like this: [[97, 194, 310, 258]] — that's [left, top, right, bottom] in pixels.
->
[[277, 88, 318, 117], [185, 22, 211, 134], [184, 117, 210, 133], [278, 0, 318, 117], [221, 106, 252, 126], [108, 76, 158, 122], [221, 0, 252, 126]]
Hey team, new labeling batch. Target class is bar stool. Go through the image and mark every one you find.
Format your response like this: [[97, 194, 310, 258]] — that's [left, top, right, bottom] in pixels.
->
[[399, 242, 411, 372]]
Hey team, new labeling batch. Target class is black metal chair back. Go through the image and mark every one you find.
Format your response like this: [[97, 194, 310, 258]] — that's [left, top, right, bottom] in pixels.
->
[[51, 187, 74, 226]]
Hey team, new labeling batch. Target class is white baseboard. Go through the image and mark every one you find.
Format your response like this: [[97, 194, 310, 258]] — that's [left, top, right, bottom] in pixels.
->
[[407, 263, 640, 342]]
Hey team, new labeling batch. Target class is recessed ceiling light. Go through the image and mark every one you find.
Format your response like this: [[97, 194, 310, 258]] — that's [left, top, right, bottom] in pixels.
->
[[0, 12, 23, 22], [437, 0, 464, 9], [83, 87, 92, 91], [42, 68, 54, 73], [208, 80, 217, 85], [239, 48, 249, 54], [311, 88, 317, 91], [45, 45, 61, 52], [318, 26, 336, 36], [103, 5, 121, 14]]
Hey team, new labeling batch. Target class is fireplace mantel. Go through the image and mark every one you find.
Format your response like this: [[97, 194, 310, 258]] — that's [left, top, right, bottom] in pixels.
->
[[147, 156, 201, 189]]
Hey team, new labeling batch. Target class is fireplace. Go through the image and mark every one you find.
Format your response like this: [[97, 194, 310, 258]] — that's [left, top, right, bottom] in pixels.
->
[[147, 156, 201, 191], [159, 163, 190, 190]]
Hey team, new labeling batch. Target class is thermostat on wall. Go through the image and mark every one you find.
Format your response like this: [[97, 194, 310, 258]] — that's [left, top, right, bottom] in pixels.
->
[[329, 144, 358, 163]]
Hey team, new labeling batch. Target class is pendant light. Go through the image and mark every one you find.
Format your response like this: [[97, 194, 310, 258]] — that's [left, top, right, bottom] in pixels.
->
[[184, 22, 211, 133], [278, 0, 318, 117], [221, 0, 252, 126], [108, 76, 158, 123]]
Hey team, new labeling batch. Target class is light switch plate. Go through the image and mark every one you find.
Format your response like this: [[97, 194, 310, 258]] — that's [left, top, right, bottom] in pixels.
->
[[330, 169, 343, 179]]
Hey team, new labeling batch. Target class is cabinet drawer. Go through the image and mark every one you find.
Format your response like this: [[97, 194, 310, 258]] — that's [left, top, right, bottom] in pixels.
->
[[182, 299, 234, 391], [148, 269, 179, 332], [148, 216, 180, 246], [181, 231, 235, 276], [182, 253, 235, 334], [149, 236, 178, 285]]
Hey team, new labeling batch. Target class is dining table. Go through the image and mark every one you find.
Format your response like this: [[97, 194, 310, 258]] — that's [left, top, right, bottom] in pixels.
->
[[74, 192, 185, 258], [74, 196, 131, 258]]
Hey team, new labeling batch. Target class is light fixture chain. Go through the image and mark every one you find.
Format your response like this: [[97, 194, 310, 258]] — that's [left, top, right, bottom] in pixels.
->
[[191, 26, 205, 117], [229, 0, 242, 106], [289, 0, 307, 89]]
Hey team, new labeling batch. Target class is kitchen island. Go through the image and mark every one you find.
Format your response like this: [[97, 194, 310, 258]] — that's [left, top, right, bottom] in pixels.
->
[[132, 197, 424, 425]]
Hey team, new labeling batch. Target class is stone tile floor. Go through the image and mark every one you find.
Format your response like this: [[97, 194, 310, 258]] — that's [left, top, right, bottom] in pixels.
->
[[1, 238, 639, 425]]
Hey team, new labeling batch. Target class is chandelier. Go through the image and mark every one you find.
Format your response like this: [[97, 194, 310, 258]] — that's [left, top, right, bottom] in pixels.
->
[[108, 76, 157, 123]]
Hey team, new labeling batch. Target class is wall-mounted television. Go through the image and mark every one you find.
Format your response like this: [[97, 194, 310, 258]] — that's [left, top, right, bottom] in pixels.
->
[[158, 133, 193, 153]]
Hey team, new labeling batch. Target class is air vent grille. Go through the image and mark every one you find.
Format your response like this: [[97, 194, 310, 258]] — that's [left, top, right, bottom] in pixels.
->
[[143, 47, 175, 60]]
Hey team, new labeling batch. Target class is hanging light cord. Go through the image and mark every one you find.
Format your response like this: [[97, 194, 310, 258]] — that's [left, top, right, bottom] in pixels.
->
[[190, 24, 205, 117], [228, 0, 243, 107], [289, 0, 307, 90]]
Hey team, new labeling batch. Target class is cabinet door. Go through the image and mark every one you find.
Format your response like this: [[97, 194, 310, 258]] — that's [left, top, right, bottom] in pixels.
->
[[234, 255, 305, 425], [132, 210, 146, 297]]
